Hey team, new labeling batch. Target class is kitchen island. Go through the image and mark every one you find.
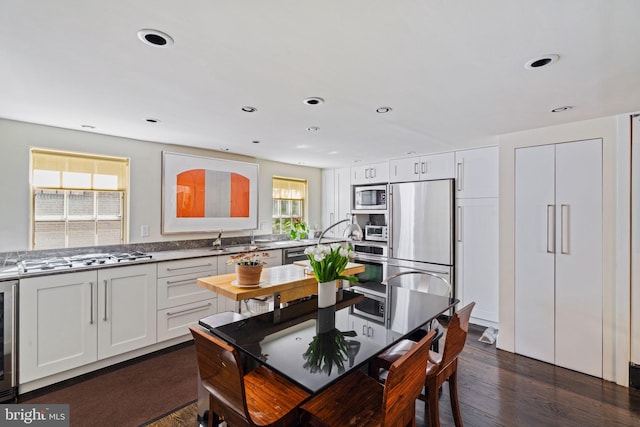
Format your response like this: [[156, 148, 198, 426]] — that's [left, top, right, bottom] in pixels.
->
[[197, 262, 365, 321]]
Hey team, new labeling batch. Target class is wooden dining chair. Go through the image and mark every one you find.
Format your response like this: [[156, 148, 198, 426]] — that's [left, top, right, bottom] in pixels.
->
[[370, 302, 475, 427], [189, 325, 310, 427], [299, 329, 436, 427]]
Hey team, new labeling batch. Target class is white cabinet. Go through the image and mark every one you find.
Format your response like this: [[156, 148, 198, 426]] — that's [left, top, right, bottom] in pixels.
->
[[389, 152, 455, 183], [351, 162, 389, 185], [20, 264, 157, 383], [348, 315, 388, 345], [97, 264, 157, 359], [515, 139, 602, 377], [455, 146, 499, 198], [455, 198, 499, 327], [156, 257, 218, 341], [322, 168, 351, 236]]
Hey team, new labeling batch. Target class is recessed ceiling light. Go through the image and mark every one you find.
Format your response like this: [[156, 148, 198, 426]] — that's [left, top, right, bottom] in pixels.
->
[[406, 151, 416, 155], [81, 124, 95, 129], [137, 29, 174, 47], [303, 97, 324, 105], [525, 54, 559, 69], [353, 160, 362, 163], [306, 126, 319, 131], [145, 118, 160, 123], [551, 106, 572, 112], [219, 147, 230, 152], [251, 140, 260, 144], [241, 106, 257, 112], [376, 107, 392, 113]]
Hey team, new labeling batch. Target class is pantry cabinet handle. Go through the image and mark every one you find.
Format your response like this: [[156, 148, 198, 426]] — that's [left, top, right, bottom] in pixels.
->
[[103, 279, 108, 321], [414, 162, 419, 175], [546, 205, 556, 254], [166, 302, 212, 317], [166, 263, 213, 272], [561, 204, 569, 254], [456, 162, 463, 191], [89, 282, 94, 325], [421, 161, 427, 175], [457, 206, 463, 243]]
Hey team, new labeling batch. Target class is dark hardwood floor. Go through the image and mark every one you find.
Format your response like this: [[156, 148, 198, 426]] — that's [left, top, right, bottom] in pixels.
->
[[415, 325, 640, 426]]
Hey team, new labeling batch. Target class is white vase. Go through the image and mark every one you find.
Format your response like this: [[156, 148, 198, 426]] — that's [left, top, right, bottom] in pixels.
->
[[317, 281, 337, 308]]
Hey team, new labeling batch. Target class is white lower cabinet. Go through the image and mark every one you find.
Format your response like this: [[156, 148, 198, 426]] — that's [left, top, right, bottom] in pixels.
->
[[455, 198, 499, 327], [348, 315, 388, 346], [156, 257, 218, 341], [19, 264, 157, 383]]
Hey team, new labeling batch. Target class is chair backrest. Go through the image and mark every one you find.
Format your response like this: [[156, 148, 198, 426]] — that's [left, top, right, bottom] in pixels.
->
[[382, 329, 436, 426], [189, 325, 250, 424], [440, 302, 475, 369]]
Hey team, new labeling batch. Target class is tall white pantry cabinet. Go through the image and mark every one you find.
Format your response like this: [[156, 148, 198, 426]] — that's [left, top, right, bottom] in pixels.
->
[[515, 138, 603, 377]]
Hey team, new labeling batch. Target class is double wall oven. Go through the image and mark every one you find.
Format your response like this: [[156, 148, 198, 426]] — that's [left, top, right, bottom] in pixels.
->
[[349, 242, 389, 325]]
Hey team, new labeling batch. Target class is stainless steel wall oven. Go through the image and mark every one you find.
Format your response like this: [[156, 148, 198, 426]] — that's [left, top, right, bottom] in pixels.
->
[[350, 244, 389, 325], [0, 281, 17, 402]]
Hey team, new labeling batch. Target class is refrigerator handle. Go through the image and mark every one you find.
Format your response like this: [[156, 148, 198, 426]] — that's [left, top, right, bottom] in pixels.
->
[[388, 187, 393, 257]]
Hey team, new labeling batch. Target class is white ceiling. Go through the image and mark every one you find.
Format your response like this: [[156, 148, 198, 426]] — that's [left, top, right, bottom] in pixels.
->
[[1, 0, 639, 168]]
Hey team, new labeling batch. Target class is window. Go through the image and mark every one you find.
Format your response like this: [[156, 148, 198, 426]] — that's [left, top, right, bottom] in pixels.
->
[[30, 148, 129, 250], [272, 177, 307, 234]]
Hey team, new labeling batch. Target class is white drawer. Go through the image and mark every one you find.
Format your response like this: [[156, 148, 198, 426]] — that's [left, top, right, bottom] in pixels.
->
[[157, 257, 218, 278], [157, 298, 217, 341], [157, 270, 217, 309]]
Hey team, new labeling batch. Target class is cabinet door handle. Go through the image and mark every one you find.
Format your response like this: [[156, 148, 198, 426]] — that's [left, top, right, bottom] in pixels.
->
[[166, 263, 213, 272], [421, 161, 427, 175], [365, 168, 370, 179], [363, 324, 367, 335], [457, 206, 463, 243], [89, 282, 94, 325], [103, 279, 108, 322], [561, 204, 569, 254], [456, 162, 463, 191], [394, 164, 397, 177], [368, 326, 373, 337], [414, 162, 419, 175], [371, 168, 376, 178], [546, 205, 556, 254], [166, 302, 212, 317]]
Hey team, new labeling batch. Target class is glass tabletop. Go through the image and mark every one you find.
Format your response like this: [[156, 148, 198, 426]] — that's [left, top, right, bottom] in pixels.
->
[[202, 290, 457, 394]]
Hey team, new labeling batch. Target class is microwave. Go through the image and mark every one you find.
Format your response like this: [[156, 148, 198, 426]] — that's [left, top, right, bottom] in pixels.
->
[[354, 185, 387, 210], [364, 225, 388, 242]]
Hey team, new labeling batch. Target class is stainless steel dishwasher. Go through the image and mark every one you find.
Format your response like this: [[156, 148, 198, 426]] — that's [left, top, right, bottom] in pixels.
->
[[283, 247, 308, 264]]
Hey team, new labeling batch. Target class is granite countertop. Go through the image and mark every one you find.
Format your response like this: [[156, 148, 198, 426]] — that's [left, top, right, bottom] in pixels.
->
[[0, 238, 323, 282]]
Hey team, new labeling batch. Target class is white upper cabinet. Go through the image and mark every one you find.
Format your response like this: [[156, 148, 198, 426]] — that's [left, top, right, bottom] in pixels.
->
[[322, 167, 351, 235], [351, 161, 389, 185], [390, 152, 455, 183], [455, 146, 499, 198]]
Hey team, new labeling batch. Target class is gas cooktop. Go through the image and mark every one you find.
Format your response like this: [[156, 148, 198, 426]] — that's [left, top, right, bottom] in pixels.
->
[[19, 251, 152, 273]]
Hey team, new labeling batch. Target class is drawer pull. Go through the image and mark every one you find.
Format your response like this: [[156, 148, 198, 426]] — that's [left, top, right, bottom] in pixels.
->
[[166, 278, 196, 286], [166, 263, 213, 272], [166, 302, 212, 317]]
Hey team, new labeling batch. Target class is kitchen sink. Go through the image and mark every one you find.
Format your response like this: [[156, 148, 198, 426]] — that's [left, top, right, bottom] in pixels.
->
[[211, 245, 261, 253]]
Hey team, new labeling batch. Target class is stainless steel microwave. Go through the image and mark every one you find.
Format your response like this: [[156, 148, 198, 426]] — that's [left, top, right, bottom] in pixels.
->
[[354, 185, 387, 210]]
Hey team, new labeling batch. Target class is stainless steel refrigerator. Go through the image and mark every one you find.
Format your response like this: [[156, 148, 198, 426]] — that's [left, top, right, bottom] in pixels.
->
[[387, 179, 455, 299]]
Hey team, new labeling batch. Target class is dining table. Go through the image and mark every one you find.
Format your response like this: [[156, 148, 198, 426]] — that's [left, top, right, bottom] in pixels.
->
[[199, 288, 458, 395]]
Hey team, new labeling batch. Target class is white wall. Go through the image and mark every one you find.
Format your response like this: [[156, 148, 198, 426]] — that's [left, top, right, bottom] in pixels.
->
[[497, 115, 630, 385], [0, 118, 322, 252]]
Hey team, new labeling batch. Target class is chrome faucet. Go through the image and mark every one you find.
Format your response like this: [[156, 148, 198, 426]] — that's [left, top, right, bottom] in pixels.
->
[[213, 229, 223, 247], [249, 230, 255, 245]]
